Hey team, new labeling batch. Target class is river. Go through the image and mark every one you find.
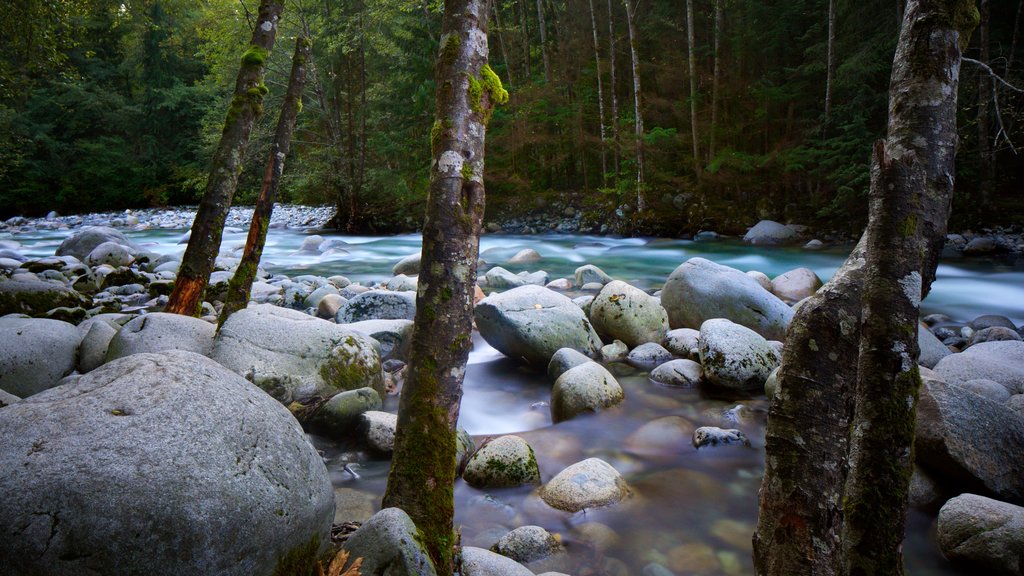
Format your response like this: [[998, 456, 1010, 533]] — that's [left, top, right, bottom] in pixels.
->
[[14, 226, 1022, 575]]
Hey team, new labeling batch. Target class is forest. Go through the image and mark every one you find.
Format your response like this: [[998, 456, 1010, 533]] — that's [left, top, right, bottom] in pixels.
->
[[1, 0, 1022, 235]]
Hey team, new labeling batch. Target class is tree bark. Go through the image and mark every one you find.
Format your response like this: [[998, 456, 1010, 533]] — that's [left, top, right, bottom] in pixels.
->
[[218, 36, 311, 327], [589, 0, 608, 186], [622, 0, 645, 212], [607, 0, 621, 178], [824, 0, 836, 131], [535, 0, 551, 82], [164, 0, 284, 316], [381, 1, 505, 574], [686, 0, 701, 178], [709, 0, 722, 162], [753, 1, 976, 574]]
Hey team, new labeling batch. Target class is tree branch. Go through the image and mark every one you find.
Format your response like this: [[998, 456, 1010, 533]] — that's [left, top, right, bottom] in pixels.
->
[[963, 57, 1022, 155]]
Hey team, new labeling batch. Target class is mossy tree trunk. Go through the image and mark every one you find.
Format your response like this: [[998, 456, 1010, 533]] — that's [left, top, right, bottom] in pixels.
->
[[218, 36, 312, 328], [380, 1, 506, 574], [752, 1, 977, 574], [165, 0, 284, 316]]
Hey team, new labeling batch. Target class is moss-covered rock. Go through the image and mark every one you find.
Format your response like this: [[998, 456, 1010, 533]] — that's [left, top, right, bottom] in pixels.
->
[[463, 435, 541, 488]]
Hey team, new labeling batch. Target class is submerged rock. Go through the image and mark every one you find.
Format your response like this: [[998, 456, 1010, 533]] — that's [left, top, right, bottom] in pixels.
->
[[551, 362, 624, 423], [540, 458, 630, 512], [0, 350, 334, 576]]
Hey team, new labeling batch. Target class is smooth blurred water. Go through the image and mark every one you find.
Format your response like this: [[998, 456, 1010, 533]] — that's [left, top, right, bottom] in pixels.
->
[[10, 226, 1012, 575]]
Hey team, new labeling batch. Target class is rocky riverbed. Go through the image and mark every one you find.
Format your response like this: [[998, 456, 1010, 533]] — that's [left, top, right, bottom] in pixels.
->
[[1, 211, 1023, 575]]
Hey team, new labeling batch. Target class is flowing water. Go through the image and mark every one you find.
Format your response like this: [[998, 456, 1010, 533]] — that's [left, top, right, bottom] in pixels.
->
[[13, 227, 1024, 575]]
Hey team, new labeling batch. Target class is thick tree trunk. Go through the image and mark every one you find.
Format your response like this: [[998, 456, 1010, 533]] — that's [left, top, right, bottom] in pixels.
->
[[824, 0, 836, 131], [607, 0, 621, 177], [753, 1, 976, 574], [164, 0, 283, 316], [709, 0, 722, 162], [381, 1, 505, 574], [686, 0, 701, 178], [588, 0, 608, 186], [622, 0, 645, 212], [535, 0, 551, 82], [218, 36, 311, 327]]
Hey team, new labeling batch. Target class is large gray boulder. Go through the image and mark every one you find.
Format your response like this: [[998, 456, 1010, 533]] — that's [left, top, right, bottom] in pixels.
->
[[56, 226, 139, 261], [310, 387, 382, 436], [540, 458, 630, 512], [919, 323, 952, 369], [933, 341, 1024, 394], [212, 304, 384, 403], [661, 258, 793, 340], [78, 319, 119, 373], [344, 319, 414, 361], [937, 494, 1024, 575], [916, 375, 1024, 503], [742, 220, 799, 245], [0, 350, 334, 576], [698, 319, 781, 393], [0, 278, 89, 316], [589, 280, 669, 348], [335, 289, 416, 323], [84, 241, 135, 267], [551, 361, 624, 423], [342, 508, 437, 576], [491, 526, 564, 565], [770, 267, 822, 303], [463, 435, 541, 488], [0, 317, 81, 398], [105, 313, 215, 362], [392, 253, 421, 276], [475, 285, 602, 368], [461, 546, 534, 576]]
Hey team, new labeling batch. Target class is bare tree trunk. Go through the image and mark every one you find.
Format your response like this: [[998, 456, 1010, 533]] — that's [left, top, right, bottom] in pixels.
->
[[519, 0, 532, 79], [535, 0, 551, 82], [753, 0, 976, 573], [709, 0, 722, 162], [381, 1, 506, 573], [825, 0, 836, 131], [165, 0, 283, 316], [589, 0, 608, 186], [686, 0, 701, 178], [219, 37, 311, 327], [622, 0, 645, 212], [607, 0, 621, 177], [977, 0, 993, 209], [1009, 0, 1022, 74], [492, 3, 514, 90]]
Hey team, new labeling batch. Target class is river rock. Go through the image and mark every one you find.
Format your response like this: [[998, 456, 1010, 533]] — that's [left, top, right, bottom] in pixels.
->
[[698, 319, 781, 393], [104, 312, 215, 361], [937, 493, 1024, 575], [804, 239, 824, 250], [933, 341, 1024, 394], [970, 314, 1017, 331], [491, 525, 564, 564], [623, 415, 697, 456], [475, 285, 602, 368], [212, 304, 384, 403], [0, 277, 89, 316], [626, 342, 674, 370], [574, 264, 614, 287], [601, 340, 628, 362], [770, 267, 822, 303], [461, 546, 534, 576], [303, 285, 340, 310], [551, 362, 624, 423], [345, 319, 414, 361], [547, 347, 594, 381], [962, 237, 998, 255], [742, 220, 799, 245], [56, 226, 139, 260], [589, 280, 669, 348], [508, 248, 542, 264], [746, 270, 773, 291], [0, 388, 19, 407], [649, 359, 703, 388], [919, 322, 952, 369], [661, 257, 793, 340], [341, 508, 436, 576], [485, 266, 528, 289], [84, 241, 135, 267], [316, 293, 346, 319], [335, 289, 416, 323], [392, 253, 421, 275], [361, 410, 398, 454], [693, 426, 751, 449], [540, 458, 630, 512], [968, 326, 1022, 347], [0, 317, 81, 398], [78, 319, 118, 372], [962, 379, 1013, 403], [463, 435, 541, 488], [310, 387, 382, 436], [663, 327, 700, 359], [385, 274, 417, 292], [0, 350, 334, 576], [916, 375, 1024, 503]]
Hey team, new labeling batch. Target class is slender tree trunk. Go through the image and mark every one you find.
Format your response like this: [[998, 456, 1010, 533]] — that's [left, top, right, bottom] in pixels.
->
[[622, 0, 645, 212], [218, 37, 311, 327], [588, 0, 608, 186], [165, 0, 283, 316], [492, 3, 514, 90], [825, 0, 836, 131], [753, 1, 975, 573], [709, 0, 722, 162], [1009, 0, 1022, 74], [536, 0, 551, 82], [977, 0, 993, 209], [686, 0, 701, 178], [607, 0, 621, 177], [519, 0, 532, 79], [381, 1, 505, 574]]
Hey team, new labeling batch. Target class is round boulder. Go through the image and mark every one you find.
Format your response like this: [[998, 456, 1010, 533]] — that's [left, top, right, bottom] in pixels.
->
[[0, 317, 81, 398], [661, 257, 793, 340], [770, 267, 822, 303], [540, 458, 630, 512], [589, 280, 669, 348], [698, 319, 781, 393], [56, 226, 139, 261], [649, 359, 703, 388], [0, 350, 334, 576], [933, 341, 1024, 395], [105, 313, 215, 362], [0, 278, 89, 316], [742, 220, 799, 245], [463, 435, 541, 488], [937, 493, 1024, 575], [491, 525, 564, 564], [335, 290, 416, 323], [551, 362, 624, 423], [85, 241, 135, 267]]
